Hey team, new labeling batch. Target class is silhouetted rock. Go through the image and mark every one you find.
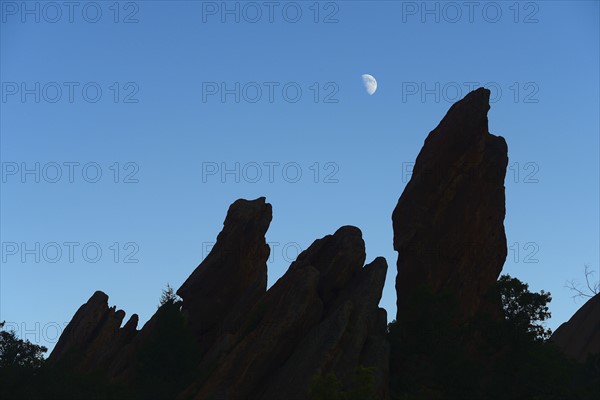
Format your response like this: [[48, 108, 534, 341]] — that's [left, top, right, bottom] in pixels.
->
[[31, 88, 600, 400], [262, 256, 390, 400], [48, 291, 138, 372], [552, 293, 600, 362], [49, 198, 389, 399], [177, 197, 272, 340], [393, 87, 508, 322], [191, 226, 389, 400], [111, 197, 274, 387]]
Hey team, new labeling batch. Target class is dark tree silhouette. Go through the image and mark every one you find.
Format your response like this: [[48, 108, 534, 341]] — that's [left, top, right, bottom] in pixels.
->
[[498, 274, 552, 341], [158, 283, 180, 307], [0, 321, 47, 369]]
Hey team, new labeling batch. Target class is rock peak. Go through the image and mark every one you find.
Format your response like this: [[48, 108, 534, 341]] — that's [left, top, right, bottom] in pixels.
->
[[177, 197, 272, 337], [393, 87, 508, 321]]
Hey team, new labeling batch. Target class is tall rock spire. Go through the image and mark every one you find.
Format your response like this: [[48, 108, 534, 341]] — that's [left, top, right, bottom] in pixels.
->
[[393, 87, 509, 322]]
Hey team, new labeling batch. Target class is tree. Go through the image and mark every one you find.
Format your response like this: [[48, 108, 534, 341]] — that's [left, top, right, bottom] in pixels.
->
[[158, 283, 180, 307], [498, 274, 552, 341], [565, 264, 599, 300], [388, 276, 564, 399], [0, 321, 47, 369]]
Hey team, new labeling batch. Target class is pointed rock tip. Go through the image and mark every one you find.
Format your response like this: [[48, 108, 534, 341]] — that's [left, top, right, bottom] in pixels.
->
[[455, 87, 491, 113], [123, 314, 139, 330], [468, 86, 490, 98], [89, 290, 109, 304]]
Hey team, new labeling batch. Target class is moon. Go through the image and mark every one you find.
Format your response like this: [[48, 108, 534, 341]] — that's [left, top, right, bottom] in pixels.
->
[[361, 74, 377, 95]]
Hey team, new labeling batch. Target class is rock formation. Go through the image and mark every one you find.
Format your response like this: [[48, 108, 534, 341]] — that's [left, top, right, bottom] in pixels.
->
[[48, 291, 138, 372], [177, 197, 272, 347], [191, 226, 389, 400], [551, 293, 600, 362], [37, 88, 600, 400], [392, 87, 508, 322], [49, 198, 389, 399]]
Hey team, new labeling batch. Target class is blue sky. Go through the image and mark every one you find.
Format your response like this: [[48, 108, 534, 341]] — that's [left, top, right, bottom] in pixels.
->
[[1, 0, 598, 351]]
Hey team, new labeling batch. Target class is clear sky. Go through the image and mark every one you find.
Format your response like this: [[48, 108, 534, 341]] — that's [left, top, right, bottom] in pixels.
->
[[1, 0, 598, 352]]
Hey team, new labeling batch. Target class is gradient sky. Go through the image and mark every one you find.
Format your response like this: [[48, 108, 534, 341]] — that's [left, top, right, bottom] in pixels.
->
[[1, 0, 598, 352]]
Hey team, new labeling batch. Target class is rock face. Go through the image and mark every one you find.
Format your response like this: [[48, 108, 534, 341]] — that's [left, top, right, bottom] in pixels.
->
[[265, 255, 390, 400], [50, 198, 389, 399], [177, 197, 272, 342], [192, 226, 389, 400], [48, 291, 138, 372], [552, 293, 600, 362], [392, 87, 508, 322]]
